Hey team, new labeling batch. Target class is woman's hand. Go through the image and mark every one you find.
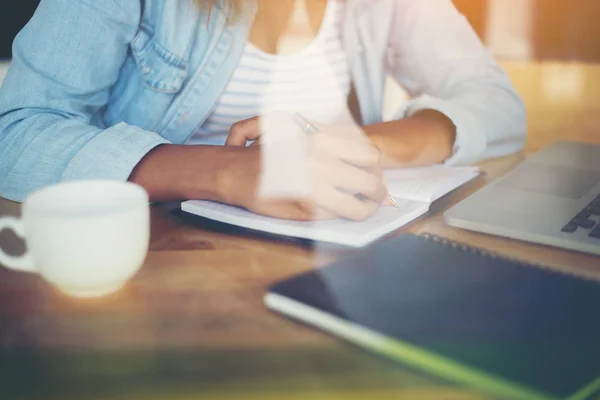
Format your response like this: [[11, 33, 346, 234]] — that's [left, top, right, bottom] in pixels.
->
[[221, 115, 388, 221], [364, 110, 457, 168], [226, 116, 264, 147], [227, 110, 458, 168]]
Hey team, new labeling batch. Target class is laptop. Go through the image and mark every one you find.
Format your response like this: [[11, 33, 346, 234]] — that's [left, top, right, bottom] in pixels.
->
[[444, 141, 600, 256]]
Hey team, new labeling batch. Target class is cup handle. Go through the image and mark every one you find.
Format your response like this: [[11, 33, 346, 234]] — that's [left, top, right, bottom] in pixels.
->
[[0, 217, 36, 273]]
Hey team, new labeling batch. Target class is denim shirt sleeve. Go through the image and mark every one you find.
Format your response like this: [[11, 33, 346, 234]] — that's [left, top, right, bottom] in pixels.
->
[[0, 0, 170, 202], [386, 0, 527, 165]]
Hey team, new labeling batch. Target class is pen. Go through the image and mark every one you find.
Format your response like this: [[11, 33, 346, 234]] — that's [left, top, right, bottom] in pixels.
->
[[293, 113, 399, 208]]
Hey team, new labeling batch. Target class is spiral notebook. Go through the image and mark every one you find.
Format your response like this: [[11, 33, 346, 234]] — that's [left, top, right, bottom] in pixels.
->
[[265, 233, 600, 400]]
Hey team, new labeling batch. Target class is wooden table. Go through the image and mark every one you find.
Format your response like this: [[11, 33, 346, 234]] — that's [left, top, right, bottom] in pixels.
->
[[1, 62, 600, 400]]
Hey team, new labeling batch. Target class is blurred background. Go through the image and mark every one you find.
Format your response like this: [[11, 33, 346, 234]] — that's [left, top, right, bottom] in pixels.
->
[[2, 0, 600, 62], [457, 0, 600, 62], [1, 0, 599, 151]]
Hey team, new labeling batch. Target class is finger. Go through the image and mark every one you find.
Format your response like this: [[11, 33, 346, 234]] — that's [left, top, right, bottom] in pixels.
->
[[250, 198, 312, 221], [312, 179, 379, 221], [255, 198, 336, 221], [353, 183, 389, 206], [311, 133, 381, 168], [250, 137, 262, 147], [226, 117, 261, 147], [366, 182, 389, 205], [314, 158, 385, 203], [294, 199, 337, 220]]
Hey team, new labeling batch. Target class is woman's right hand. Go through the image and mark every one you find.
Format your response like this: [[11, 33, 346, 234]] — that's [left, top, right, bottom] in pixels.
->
[[220, 118, 389, 221]]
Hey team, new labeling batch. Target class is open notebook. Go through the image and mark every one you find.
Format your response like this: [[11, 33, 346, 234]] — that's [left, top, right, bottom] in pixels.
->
[[181, 166, 480, 247]]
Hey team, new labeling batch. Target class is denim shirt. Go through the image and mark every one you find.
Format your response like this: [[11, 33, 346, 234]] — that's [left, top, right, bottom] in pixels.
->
[[0, 0, 526, 202]]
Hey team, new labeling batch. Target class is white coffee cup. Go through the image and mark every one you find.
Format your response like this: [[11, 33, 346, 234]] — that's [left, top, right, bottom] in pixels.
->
[[0, 180, 150, 298]]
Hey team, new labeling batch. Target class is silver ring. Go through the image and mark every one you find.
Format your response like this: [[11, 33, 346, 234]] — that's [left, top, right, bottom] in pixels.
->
[[294, 113, 319, 135]]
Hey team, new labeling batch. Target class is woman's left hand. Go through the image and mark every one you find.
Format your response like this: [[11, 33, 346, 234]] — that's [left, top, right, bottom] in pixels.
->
[[227, 109, 457, 168], [226, 116, 264, 147], [226, 114, 368, 147]]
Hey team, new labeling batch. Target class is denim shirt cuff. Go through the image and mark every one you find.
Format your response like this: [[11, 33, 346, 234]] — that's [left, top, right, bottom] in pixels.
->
[[62, 122, 171, 181]]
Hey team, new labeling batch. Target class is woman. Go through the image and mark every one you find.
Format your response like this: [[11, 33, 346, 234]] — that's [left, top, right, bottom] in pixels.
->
[[0, 0, 526, 221]]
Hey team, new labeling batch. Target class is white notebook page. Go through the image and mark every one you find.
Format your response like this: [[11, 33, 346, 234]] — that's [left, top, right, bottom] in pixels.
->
[[182, 198, 428, 247], [385, 166, 480, 203], [181, 165, 480, 247]]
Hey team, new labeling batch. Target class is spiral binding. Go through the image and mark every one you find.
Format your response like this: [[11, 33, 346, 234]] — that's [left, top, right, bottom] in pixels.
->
[[419, 233, 599, 283]]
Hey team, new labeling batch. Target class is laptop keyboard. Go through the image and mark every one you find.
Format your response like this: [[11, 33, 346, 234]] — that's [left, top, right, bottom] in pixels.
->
[[562, 194, 600, 238]]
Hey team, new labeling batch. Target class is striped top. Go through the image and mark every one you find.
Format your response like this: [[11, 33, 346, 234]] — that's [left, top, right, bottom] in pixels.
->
[[188, 0, 352, 145]]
